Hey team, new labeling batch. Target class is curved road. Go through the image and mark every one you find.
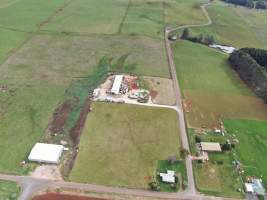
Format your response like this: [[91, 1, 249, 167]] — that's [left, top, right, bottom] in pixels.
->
[[0, 2, 219, 200]]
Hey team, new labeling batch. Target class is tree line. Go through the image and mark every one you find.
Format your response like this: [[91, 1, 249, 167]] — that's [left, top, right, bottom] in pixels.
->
[[180, 28, 215, 46], [229, 48, 267, 103], [221, 0, 267, 9]]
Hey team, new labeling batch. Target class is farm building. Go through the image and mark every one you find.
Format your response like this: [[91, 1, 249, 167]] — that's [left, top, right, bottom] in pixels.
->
[[245, 179, 266, 195], [200, 142, 222, 152], [159, 170, 175, 183], [111, 75, 123, 95], [28, 143, 64, 164]]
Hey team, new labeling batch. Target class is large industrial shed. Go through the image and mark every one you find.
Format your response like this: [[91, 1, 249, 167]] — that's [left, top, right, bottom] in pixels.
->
[[28, 143, 64, 164]]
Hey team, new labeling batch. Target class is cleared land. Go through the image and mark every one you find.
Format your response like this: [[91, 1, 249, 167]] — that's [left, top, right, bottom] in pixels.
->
[[173, 40, 267, 128], [224, 119, 267, 186], [70, 102, 181, 188], [0, 180, 20, 200], [187, 1, 267, 48]]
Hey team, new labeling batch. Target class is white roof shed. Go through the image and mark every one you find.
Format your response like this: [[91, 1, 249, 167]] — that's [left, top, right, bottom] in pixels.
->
[[200, 142, 222, 152], [28, 143, 64, 164], [111, 75, 123, 95]]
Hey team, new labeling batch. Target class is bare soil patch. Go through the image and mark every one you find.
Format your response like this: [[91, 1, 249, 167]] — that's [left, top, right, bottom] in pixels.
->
[[32, 193, 107, 200], [48, 100, 73, 134], [144, 76, 175, 105], [31, 165, 62, 180]]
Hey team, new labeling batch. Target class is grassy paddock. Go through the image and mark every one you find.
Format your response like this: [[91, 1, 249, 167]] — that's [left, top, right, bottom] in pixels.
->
[[173, 41, 267, 128], [0, 181, 20, 200], [70, 102, 181, 188], [224, 119, 267, 186], [185, 1, 266, 48], [1, 34, 169, 81], [0, 0, 68, 31], [43, 0, 128, 34]]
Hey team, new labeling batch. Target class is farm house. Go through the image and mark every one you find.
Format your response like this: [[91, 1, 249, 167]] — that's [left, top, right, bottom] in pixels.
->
[[28, 143, 64, 164]]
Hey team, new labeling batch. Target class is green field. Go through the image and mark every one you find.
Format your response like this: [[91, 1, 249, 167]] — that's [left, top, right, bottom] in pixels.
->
[[70, 102, 181, 188], [186, 0, 267, 48], [173, 40, 267, 127], [0, 181, 20, 200], [224, 119, 267, 186], [43, 0, 128, 34]]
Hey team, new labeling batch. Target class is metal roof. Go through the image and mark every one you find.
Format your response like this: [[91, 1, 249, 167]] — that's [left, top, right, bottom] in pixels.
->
[[200, 142, 222, 152]]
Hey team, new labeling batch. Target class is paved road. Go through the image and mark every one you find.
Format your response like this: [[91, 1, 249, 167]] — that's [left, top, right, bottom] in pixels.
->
[[0, 174, 238, 200]]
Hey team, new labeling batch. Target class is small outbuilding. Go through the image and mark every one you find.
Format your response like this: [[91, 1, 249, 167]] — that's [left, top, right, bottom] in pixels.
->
[[159, 170, 175, 183], [200, 142, 222, 152], [111, 75, 123, 95], [28, 143, 64, 164]]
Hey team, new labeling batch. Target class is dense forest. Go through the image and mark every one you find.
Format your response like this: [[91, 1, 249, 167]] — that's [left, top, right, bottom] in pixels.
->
[[221, 0, 267, 9], [229, 48, 267, 103]]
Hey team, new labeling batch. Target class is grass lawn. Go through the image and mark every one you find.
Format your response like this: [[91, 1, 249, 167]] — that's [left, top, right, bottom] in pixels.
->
[[70, 102, 181, 188], [186, 0, 266, 48], [156, 160, 187, 192], [224, 119, 267, 186], [173, 40, 267, 127], [43, 0, 128, 34], [0, 181, 20, 200]]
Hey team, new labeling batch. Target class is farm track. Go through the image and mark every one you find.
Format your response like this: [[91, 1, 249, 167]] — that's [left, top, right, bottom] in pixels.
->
[[0, 1, 233, 200]]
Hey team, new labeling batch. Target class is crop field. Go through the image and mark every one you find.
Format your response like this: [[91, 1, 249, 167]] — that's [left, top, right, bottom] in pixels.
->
[[224, 119, 267, 186], [187, 1, 267, 48], [173, 40, 267, 127], [0, 180, 20, 200], [70, 102, 181, 188]]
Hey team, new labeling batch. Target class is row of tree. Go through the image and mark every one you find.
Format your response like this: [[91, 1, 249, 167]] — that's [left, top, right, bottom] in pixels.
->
[[221, 0, 267, 9], [180, 28, 215, 46], [229, 48, 267, 103]]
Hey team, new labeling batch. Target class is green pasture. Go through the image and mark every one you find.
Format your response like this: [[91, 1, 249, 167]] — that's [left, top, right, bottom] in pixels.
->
[[173, 41, 267, 128], [165, 0, 208, 27], [70, 102, 181, 188], [0, 83, 65, 173], [0, 34, 169, 81], [43, 0, 128, 34], [185, 1, 266, 48], [0, 181, 20, 200], [224, 119, 267, 186], [0, 0, 67, 31]]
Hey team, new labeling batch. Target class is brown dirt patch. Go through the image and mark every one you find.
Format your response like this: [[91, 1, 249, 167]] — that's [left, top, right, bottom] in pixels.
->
[[70, 98, 91, 144], [48, 100, 73, 134], [32, 193, 107, 200], [143, 76, 175, 105]]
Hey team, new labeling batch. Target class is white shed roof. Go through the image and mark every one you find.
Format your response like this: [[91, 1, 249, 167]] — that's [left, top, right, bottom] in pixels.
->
[[159, 173, 175, 183], [28, 143, 64, 164], [245, 183, 254, 193], [111, 75, 123, 95], [200, 142, 222, 152]]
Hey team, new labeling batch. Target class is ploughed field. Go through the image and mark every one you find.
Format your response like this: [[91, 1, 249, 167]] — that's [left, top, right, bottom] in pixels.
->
[[70, 102, 181, 188]]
